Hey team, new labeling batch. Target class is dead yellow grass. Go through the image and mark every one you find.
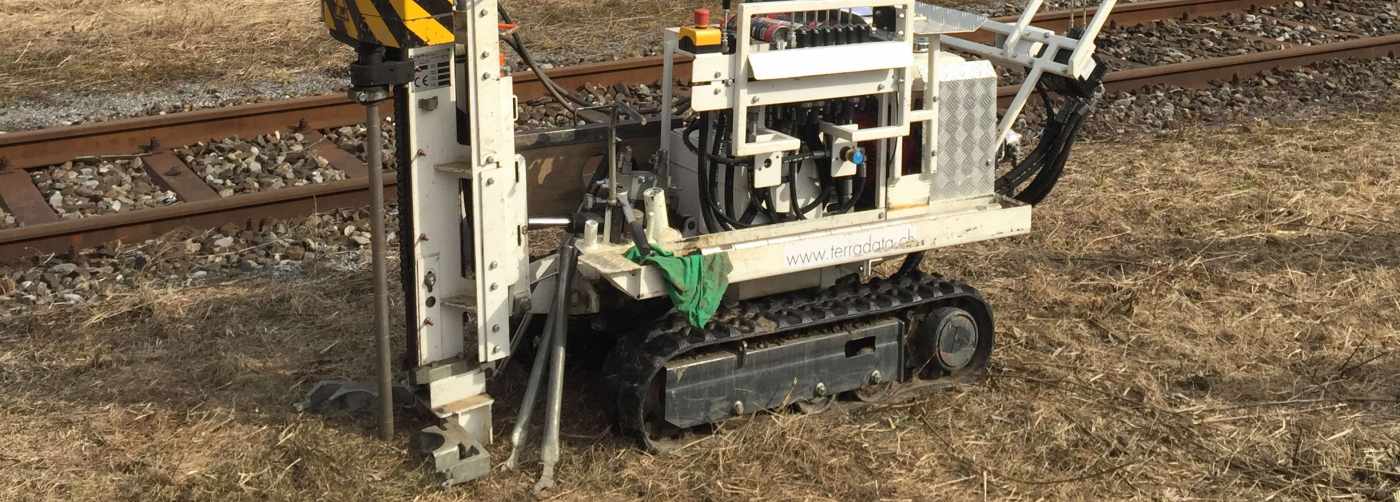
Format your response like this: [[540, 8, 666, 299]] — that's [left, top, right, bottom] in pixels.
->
[[0, 0, 713, 104], [0, 0, 1015, 105], [2, 105, 1397, 499], [0, 0, 348, 102]]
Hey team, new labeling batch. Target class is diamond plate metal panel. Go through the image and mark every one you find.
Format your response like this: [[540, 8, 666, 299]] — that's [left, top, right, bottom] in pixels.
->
[[934, 62, 997, 202]]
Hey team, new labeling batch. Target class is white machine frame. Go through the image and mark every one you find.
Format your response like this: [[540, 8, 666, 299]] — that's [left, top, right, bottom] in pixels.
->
[[396, 0, 1116, 486], [604, 0, 1115, 300], [400, 0, 530, 470]]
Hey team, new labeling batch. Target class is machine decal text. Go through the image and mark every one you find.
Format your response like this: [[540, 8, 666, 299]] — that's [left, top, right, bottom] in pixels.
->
[[784, 225, 925, 267]]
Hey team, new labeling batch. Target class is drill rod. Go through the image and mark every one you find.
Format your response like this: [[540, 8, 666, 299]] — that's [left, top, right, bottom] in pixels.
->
[[506, 301, 557, 468], [535, 240, 578, 493], [366, 101, 394, 441]]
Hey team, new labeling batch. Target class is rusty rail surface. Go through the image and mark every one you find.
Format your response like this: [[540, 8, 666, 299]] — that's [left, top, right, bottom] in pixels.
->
[[0, 0, 1391, 261]]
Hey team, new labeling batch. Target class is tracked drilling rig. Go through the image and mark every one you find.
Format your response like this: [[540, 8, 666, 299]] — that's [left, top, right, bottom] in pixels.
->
[[320, 0, 1114, 488]]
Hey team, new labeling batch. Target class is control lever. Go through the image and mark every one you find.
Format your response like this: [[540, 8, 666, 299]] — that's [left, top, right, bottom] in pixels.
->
[[616, 190, 652, 256]]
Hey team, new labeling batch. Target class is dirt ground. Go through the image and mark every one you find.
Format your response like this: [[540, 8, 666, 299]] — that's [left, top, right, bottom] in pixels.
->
[[3, 102, 1398, 500]]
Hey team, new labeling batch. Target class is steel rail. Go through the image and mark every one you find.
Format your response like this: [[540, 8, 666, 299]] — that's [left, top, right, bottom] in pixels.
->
[[992, 33, 1400, 106], [0, 0, 1292, 171], [0, 0, 1391, 261], [0, 123, 660, 260]]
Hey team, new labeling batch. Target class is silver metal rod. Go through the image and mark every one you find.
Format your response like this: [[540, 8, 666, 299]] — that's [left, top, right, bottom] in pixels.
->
[[606, 105, 620, 205], [534, 241, 577, 494], [506, 309, 556, 469], [366, 101, 394, 442], [527, 217, 572, 228]]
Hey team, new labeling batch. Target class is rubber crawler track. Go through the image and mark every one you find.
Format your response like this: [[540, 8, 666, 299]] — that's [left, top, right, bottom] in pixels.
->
[[602, 270, 994, 450]]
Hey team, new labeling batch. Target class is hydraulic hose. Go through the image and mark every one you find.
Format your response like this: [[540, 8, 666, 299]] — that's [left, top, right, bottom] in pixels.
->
[[695, 114, 723, 232], [499, 4, 594, 121]]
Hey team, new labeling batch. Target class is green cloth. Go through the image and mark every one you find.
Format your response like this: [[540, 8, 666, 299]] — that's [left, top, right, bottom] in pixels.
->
[[625, 245, 732, 328]]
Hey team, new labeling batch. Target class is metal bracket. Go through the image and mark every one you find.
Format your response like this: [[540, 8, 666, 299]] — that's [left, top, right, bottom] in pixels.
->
[[416, 424, 492, 486]]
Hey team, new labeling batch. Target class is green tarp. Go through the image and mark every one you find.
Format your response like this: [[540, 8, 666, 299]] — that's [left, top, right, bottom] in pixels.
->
[[624, 245, 732, 328]]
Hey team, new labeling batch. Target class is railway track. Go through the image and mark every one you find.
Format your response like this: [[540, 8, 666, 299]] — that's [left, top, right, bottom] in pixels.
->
[[0, 0, 1395, 261]]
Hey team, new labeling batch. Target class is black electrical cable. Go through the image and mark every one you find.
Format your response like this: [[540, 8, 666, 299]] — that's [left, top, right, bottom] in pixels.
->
[[996, 94, 1092, 204], [682, 115, 745, 165], [705, 114, 754, 229], [784, 110, 834, 220], [498, 4, 594, 121], [827, 163, 868, 214], [723, 150, 736, 219], [695, 114, 722, 232], [761, 187, 781, 222], [997, 84, 1059, 189], [897, 251, 924, 276], [1015, 100, 1090, 204]]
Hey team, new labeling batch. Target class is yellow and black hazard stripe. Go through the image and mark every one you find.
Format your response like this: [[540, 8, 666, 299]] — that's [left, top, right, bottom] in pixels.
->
[[322, 0, 455, 48]]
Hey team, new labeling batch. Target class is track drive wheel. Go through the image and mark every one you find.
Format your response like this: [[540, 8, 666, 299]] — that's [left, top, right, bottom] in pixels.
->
[[910, 306, 992, 379]]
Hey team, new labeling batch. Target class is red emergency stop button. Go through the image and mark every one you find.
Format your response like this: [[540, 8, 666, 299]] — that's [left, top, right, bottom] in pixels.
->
[[694, 8, 711, 27]]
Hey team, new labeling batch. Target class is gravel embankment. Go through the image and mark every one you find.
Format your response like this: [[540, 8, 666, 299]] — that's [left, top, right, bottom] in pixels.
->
[[29, 157, 179, 218], [1212, 12, 1357, 45], [0, 78, 347, 133], [0, 209, 393, 314], [1085, 56, 1400, 136], [1263, 0, 1398, 37], [1098, 20, 1278, 66], [179, 132, 343, 197], [321, 120, 396, 169], [519, 82, 666, 130]]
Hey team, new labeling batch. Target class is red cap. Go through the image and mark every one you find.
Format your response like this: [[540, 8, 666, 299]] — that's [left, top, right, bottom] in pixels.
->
[[694, 8, 710, 27]]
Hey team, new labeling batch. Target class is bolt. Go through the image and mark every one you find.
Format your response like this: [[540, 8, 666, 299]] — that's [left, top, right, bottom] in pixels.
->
[[492, 324, 500, 332], [732, 401, 745, 415], [877, 84, 885, 91], [489, 261, 497, 270], [751, 96, 759, 104], [482, 72, 491, 81], [869, 370, 883, 385], [713, 71, 721, 79], [491, 344, 501, 353], [423, 317, 434, 327], [481, 51, 490, 59], [814, 382, 828, 396], [489, 283, 498, 291], [484, 155, 496, 164], [479, 8, 487, 17], [713, 87, 722, 95], [486, 177, 495, 186]]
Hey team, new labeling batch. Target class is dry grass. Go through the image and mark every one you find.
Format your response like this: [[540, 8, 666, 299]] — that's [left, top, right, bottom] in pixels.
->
[[0, 0, 1016, 104], [0, 0, 712, 104], [0, 0, 347, 102], [3, 104, 1398, 500]]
